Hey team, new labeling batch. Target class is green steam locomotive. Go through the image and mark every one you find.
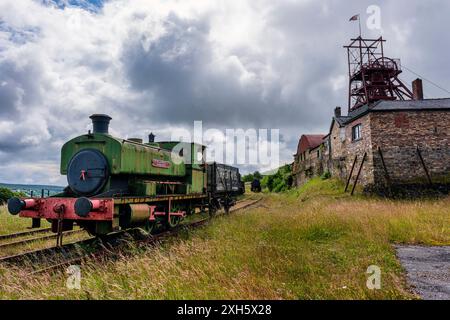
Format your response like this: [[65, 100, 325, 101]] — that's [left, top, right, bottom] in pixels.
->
[[8, 115, 244, 236]]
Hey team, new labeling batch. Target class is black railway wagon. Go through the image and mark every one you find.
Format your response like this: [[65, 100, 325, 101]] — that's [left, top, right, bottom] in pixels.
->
[[207, 162, 243, 194], [207, 162, 244, 213], [251, 179, 262, 193]]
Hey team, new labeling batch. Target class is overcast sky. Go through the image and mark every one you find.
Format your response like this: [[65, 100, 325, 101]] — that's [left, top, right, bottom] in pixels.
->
[[1, 0, 449, 185]]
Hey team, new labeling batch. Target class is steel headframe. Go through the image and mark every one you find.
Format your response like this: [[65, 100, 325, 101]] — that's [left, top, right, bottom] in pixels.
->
[[344, 37, 413, 113]]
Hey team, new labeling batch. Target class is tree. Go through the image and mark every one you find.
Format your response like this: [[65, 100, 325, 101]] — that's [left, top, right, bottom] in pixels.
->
[[242, 173, 254, 183], [0, 187, 26, 205], [0, 187, 15, 205], [253, 171, 263, 180]]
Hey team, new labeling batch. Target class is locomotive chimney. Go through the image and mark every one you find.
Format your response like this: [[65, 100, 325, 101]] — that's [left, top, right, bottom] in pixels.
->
[[149, 132, 155, 143], [334, 106, 342, 118], [412, 78, 424, 100], [90, 114, 112, 134]]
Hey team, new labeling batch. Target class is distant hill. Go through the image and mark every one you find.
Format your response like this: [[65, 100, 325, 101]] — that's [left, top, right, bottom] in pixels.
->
[[0, 183, 65, 197]]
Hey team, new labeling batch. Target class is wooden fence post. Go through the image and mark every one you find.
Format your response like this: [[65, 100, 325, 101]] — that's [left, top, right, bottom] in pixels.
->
[[351, 152, 367, 196], [378, 147, 391, 186], [345, 155, 358, 192], [416, 147, 432, 185]]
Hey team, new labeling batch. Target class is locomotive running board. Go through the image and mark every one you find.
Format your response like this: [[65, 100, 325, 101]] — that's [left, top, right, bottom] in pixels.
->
[[113, 194, 207, 205]]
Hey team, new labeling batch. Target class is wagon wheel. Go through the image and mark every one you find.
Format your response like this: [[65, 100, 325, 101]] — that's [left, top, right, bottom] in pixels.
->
[[223, 195, 232, 214], [208, 205, 217, 218], [208, 198, 220, 218]]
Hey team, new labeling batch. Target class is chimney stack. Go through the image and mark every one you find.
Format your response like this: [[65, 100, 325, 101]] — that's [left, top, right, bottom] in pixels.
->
[[334, 106, 342, 118], [90, 114, 112, 134], [148, 132, 155, 143], [412, 78, 424, 100]]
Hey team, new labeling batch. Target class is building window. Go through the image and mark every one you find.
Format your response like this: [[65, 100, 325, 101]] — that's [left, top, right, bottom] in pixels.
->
[[340, 128, 346, 142], [352, 124, 362, 141]]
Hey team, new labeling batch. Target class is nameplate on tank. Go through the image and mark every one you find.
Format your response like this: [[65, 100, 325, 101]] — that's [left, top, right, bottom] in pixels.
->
[[152, 159, 171, 169]]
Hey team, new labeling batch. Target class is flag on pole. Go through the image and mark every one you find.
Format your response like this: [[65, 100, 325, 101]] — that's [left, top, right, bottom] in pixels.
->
[[349, 14, 362, 36]]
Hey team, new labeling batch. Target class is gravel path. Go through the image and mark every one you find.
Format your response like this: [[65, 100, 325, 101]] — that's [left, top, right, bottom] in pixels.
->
[[396, 245, 450, 300]]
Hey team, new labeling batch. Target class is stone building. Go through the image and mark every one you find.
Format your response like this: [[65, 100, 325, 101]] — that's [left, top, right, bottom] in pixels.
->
[[327, 95, 450, 189], [293, 81, 450, 190], [292, 135, 326, 186]]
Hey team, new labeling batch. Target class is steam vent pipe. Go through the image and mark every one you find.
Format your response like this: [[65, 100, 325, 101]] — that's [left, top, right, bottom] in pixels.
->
[[90, 114, 112, 134]]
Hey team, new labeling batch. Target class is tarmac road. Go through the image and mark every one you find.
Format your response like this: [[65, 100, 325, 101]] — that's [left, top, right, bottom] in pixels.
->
[[396, 245, 450, 300]]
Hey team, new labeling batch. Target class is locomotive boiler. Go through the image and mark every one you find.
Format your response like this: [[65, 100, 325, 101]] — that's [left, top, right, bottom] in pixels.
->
[[8, 114, 244, 236]]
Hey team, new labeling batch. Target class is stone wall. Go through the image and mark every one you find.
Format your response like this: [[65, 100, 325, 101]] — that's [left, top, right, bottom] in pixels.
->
[[370, 110, 450, 185], [329, 115, 375, 185], [292, 146, 325, 186], [328, 121, 347, 180], [343, 114, 375, 186]]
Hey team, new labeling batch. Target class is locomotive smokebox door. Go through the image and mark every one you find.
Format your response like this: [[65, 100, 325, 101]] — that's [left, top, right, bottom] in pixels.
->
[[67, 149, 109, 196]]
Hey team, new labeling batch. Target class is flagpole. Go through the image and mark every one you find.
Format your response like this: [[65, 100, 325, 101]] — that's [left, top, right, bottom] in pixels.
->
[[358, 15, 362, 37], [349, 14, 362, 37]]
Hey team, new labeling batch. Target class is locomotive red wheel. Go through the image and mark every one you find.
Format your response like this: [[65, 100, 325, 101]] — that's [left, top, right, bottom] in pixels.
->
[[167, 214, 181, 228], [166, 203, 184, 228]]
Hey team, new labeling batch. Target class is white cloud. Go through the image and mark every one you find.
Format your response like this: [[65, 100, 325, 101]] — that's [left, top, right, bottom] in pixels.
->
[[0, 0, 449, 184]]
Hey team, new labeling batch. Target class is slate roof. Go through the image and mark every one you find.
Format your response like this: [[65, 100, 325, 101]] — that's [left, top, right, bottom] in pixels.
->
[[334, 98, 450, 126], [373, 98, 450, 111]]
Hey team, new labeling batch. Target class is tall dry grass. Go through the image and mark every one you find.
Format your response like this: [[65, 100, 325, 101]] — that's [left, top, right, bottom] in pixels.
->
[[0, 179, 448, 299], [0, 206, 36, 235]]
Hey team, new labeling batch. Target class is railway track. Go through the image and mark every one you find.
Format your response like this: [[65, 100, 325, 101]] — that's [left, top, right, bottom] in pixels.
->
[[30, 219, 210, 275], [0, 228, 52, 241], [0, 197, 262, 274], [0, 229, 86, 250]]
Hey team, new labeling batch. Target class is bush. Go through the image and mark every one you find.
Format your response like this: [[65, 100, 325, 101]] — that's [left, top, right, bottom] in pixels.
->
[[321, 171, 332, 180], [261, 164, 293, 193]]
